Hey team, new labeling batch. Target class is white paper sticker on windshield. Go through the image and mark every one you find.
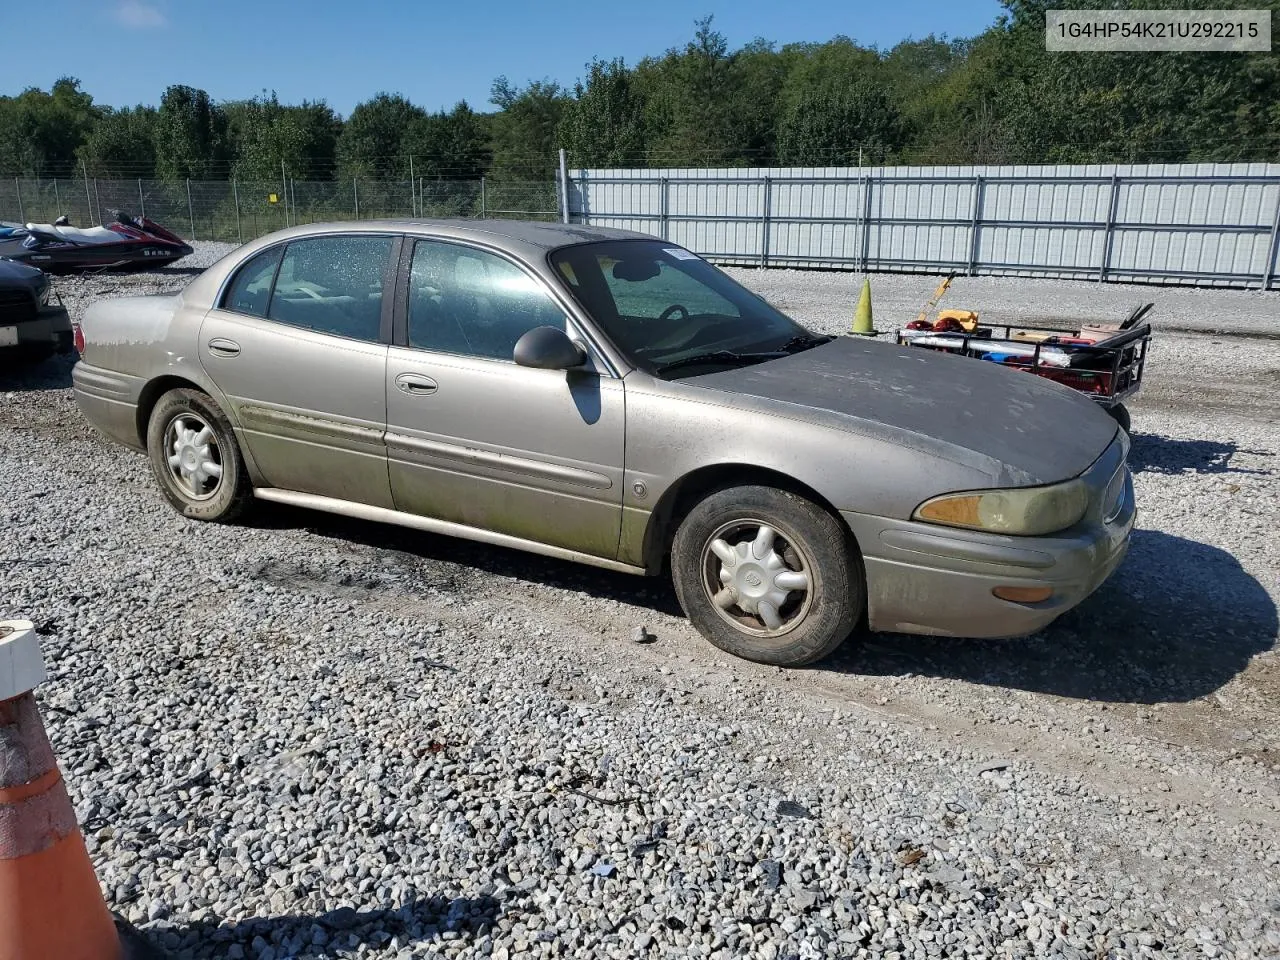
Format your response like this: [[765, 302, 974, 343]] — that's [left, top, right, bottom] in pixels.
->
[[664, 247, 700, 260]]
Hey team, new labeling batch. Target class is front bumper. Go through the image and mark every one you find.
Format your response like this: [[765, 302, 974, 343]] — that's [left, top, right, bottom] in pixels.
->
[[843, 439, 1135, 639]]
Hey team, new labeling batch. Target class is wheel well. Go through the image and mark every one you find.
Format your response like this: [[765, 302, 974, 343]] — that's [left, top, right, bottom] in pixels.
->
[[135, 376, 205, 446], [642, 464, 854, 574]]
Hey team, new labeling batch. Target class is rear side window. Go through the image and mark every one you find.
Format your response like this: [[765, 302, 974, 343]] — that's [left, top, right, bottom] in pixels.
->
[[222, 246, 282, 318], [266, 236, 394, 342]]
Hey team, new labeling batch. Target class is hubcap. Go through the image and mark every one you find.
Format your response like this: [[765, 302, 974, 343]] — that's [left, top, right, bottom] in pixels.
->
[[163, 414, 223, 501], [700, 520, 812, 637]]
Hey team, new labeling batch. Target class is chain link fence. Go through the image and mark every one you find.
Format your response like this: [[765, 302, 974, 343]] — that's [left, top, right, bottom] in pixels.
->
[[0, 177, 560, 245]]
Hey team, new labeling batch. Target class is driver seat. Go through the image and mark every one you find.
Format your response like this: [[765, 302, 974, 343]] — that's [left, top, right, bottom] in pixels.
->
[[25, 222, 120, 244]]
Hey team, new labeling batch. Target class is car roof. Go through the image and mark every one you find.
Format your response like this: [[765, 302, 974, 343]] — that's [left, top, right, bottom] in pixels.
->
[[182, 218, 668, 311], [308, 218, 658, 252]]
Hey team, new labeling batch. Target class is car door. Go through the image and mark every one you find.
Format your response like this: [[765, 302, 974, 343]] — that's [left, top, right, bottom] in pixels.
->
[[199, 233, 399, 508], [384, 237, 625, 560]]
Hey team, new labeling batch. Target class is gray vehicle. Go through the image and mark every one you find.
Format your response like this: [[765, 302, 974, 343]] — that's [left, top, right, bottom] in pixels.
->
[[72, 221, 1134, 666], [0, 259, 73, 361]]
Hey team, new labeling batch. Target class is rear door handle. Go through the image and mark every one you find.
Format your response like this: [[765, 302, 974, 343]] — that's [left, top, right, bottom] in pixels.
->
[[395, 373, 438, 396], [207, 338, 240, 358]]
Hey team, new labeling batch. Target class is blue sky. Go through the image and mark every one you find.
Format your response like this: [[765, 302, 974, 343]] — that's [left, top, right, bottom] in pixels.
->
[[0, 0, 1004, 116]]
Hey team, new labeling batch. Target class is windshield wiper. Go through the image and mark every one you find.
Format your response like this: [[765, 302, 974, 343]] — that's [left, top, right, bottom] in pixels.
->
[[656, 349, 786, 376], [777, 333, 834, 353]]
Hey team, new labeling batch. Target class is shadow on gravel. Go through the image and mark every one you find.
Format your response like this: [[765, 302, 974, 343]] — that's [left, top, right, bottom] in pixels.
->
[[1128, 432, 1275, 476], [0, 352, 75, 391], [248, 495, 1274, 705], [249, 503, 686, 617], [835, 529, 1278, 704], [146, 896, 502, 959]]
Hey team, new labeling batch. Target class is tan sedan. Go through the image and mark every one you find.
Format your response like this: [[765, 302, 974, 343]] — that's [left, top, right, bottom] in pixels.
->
[[72, 220, 1134, 666]]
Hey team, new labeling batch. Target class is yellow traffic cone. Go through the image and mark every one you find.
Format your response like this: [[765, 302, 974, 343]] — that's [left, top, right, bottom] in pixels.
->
[[850, 278, 878, 336]]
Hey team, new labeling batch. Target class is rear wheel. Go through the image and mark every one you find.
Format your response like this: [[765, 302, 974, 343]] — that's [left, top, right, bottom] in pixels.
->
[[671, 485, 862, 667], [146, 388, 251, 522]]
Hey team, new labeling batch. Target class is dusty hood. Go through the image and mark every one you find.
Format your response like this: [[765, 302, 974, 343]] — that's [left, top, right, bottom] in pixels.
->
[[685, 336, 1120, 485]]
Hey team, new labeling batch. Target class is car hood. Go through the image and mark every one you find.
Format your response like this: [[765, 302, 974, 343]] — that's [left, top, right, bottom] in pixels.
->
[[0, 257, 44, 289], [683, 336, 1120, 486]]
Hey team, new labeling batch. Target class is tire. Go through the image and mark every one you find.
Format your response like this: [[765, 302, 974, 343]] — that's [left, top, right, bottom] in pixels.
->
[[670, 485, 863, 667], [1106, 403, 1131, 434], [146, 388, 252, 523]]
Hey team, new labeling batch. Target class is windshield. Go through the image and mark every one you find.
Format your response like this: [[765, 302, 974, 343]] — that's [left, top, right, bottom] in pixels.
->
[[549, 240, 823, 377]]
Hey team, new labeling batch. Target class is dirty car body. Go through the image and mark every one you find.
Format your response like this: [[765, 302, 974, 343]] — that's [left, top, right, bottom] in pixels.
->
[[72, 220, 1134, 666]]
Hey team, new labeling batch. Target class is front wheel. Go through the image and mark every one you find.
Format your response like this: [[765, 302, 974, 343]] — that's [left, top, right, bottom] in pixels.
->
[[146, 388, 252, 522], [1106, 402, 1131, 434], [671, 485, 863, 667]]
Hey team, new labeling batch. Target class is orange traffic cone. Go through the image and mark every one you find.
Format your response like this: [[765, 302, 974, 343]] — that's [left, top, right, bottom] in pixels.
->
[[0, 619, 157, 960]]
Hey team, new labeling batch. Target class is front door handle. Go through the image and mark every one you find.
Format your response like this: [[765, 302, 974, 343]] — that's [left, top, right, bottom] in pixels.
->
[[395, 373, 438, 396], [207, 338, 240, 358]]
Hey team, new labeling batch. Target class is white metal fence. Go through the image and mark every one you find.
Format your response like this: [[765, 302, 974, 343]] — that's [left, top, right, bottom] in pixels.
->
[[0, 177, 559, 245], [565, 163, 1280, 288]]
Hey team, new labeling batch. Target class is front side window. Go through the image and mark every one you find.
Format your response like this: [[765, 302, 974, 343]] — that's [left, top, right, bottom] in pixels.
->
[[550, 241, 818, 377], [407, 240, 570, 361], [222, 246, 282, 318], [266, 235, 394, 342]]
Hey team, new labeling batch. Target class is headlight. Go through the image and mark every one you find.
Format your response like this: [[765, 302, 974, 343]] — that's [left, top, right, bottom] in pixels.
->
[[913, 478, 1090, 536]]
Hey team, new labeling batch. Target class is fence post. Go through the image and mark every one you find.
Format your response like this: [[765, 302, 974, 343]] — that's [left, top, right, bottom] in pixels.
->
[[14, 179, 23, 224], [480, 177, 486, 218], [186, 178, 196, 241], [81, 161, 92, 226], [291, 178, 297, 225], [137, 178, 146, 218], [860, 173, 874, 272], [93, 177, 103, 226], [558, 148, 570, 223], [53, 180, 61, 217], [1261, 184, 1280, 291], [967, 175, 985, 276], [659, 177, 669, 240], [1098, 174, 1121, 283], [409, 156, 416, 218], [281, 160, 289, 228], [353, 179, 359, 219], [232, 178, 242, 244], [760, 175, 772, 267]]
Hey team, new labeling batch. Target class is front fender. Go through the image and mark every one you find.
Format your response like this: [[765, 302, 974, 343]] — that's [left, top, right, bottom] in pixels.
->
[[618, 375, 996, 568]]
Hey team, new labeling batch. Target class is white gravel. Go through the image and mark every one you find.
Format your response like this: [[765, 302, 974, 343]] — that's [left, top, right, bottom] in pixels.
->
[[1, 243, 1278, 960]]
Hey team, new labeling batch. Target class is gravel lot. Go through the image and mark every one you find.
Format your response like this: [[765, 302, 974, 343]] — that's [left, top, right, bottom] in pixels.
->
[[2, 243, 1278, 960]]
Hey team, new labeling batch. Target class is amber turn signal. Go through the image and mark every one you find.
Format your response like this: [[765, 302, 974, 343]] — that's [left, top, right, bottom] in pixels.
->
[[992, 586, 1053, 603]]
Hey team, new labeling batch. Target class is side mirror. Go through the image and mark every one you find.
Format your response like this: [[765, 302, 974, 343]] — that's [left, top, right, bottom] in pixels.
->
[[513, 326, 587, 370]]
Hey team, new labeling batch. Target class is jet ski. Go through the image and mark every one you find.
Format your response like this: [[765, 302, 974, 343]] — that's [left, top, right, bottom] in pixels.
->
[[0, 222, 26, 239], [0, 211, 192, 274]]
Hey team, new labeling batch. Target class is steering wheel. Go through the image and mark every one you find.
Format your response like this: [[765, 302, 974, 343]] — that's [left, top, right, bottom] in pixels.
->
[[659, 304, 690, 322]]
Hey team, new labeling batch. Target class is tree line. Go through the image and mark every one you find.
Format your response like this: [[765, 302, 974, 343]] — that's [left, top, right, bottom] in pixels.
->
[[3, 0, 1279, 184]]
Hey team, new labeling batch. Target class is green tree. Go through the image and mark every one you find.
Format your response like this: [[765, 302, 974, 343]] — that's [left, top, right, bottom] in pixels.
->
[[0, 78, 101, 176], [639, 16, 743, 165], [777, 79, 905, 165], [227, 94, 342, 180], [78, 106, 158, 176], [153, 85, 229, 179], [403, 101, 490, 180], [559, 59, 647, 167], [336, 93, 425, 179], [487, 78, 569, 180]]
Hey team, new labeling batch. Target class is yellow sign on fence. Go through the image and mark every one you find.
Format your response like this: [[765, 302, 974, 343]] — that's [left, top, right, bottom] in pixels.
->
[[268, 193, 279, 204]]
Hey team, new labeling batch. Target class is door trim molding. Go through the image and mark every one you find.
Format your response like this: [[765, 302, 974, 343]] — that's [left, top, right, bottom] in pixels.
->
[[384, 431, 613, 489], [253, 488, 645, 575], [239, 404, 385, 444]]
